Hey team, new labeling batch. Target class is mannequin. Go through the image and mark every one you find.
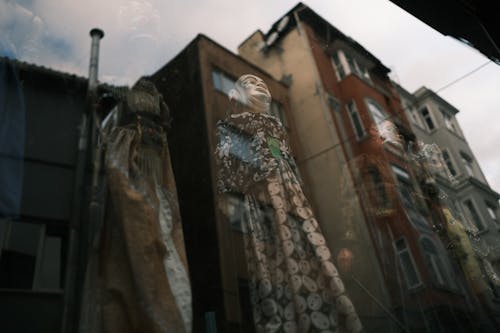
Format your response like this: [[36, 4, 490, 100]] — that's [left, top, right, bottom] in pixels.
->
[[79, 78, 192, 333], [216, 74, 362, 332]]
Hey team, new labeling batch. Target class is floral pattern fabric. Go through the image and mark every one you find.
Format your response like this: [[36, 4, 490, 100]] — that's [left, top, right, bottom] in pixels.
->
[[216, 111, 362, 333]]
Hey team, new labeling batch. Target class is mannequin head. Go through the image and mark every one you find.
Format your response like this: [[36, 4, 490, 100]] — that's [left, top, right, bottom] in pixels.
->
[[230, 74, 271, 113]]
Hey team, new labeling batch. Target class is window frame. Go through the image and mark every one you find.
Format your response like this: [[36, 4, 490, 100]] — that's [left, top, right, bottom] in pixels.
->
[[270, 100, 288, 128], [463, 198, 486, 231], [365, 98, 388, 135], [460, 152, 474, 177], [368, 167, 390, 209], [211, 68, 241, 101], [441, 109, 457, 133], [485, 202, 498, 224], [394, 237, 422, 289], [0, 219, 65, 291], [332, 49, 372, 83], [419, 105, 436, 132], [419, 236, 455, 289], [331, 52, 345, 81], [404, 101, 423, 128], [346, 100, 366, 140], [441, 148, 458, 178]]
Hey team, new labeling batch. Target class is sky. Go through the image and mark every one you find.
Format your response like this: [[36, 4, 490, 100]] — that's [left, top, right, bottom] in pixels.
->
[[1, 0, 499, 193]]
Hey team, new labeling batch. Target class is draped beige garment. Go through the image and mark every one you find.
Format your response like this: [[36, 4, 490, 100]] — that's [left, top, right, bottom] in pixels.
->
[[79, 127, 191, 333]]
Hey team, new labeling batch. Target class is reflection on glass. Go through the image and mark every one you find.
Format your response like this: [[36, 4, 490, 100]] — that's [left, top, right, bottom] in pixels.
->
[[216, 74, 362, 333]]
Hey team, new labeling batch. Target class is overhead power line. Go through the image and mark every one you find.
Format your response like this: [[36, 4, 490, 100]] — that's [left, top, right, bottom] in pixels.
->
[[297, 60, 493, 164]]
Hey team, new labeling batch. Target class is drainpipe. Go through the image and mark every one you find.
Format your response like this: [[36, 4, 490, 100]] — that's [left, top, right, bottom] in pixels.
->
[[61, 28, 104, 333], [88, 28, 105, 247]]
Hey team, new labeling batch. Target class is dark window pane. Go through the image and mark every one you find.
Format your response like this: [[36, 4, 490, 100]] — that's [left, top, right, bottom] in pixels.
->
[[332, 54, 344, 79], [0, 222, 41, 289], [348, 102, 364, 138], [37, 235, 62, 289], [442, 151, 457, 176], [0, 249, 36, 288], [465, 200, 483, 230], [6, 222, 41, 256], [0, 219, 6, 245], [400, 251, 419, 287], [420, 107, 435, 130], [212, 71, 222, 91]]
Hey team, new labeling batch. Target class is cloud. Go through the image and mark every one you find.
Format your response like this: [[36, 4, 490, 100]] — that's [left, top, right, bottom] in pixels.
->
[[2, 0, 499, 195]]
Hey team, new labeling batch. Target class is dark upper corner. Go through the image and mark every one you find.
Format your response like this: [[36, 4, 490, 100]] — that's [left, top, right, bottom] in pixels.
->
[[388, 0, 500, 65]]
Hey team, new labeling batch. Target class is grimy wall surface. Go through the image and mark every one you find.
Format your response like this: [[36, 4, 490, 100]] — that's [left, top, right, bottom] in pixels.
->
[[0, 58, 88, 333], [152, 35, 293, 332]]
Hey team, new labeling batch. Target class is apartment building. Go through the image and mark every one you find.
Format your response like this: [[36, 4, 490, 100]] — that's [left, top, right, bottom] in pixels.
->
[[238, 3, 495, 331], [396, 83, 500, 322]]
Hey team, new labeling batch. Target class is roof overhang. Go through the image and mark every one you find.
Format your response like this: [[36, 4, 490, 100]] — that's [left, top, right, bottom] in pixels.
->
[[389, 0, 500, 64]]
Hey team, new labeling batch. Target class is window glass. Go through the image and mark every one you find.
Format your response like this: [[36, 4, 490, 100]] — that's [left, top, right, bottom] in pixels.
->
[[332, 53, 345, 80], [0, 222, 41, 289], [270, 100, 288, 127], [421, 238, 453, 288], [37, 235, 62, 289], [6, 222, 41, 256], [0, 219, 6, 246], [368, 167, 389, 208], [441, 150, 457, 176], [366, 100, 386, 133], [347, 101, 365, 139], [395, 238, 420, 288], [212, 69, 236, 96], [345, 53, 356, 75], [0, 221, 65, 290], [464, 200, 484, 231], [420, 107, 435, 130], [486, 204, 497, 222], [460, 153, 474, 177]]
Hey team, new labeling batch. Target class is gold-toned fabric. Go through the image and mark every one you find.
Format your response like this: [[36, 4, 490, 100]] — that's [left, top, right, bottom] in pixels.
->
[[216, 111, 362, 333], [79, 80, 191, 333]]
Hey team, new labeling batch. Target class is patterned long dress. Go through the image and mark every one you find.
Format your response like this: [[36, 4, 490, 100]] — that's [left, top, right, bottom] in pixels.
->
[[216, 111, 362, 333]]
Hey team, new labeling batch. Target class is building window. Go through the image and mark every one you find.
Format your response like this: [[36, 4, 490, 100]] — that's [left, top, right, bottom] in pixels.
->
[[419, 107, 435, 131], [366, 99, 387, 134], [331, 53, 345, 81], [395, 238, 421, 289], [332, 50, 371, 83], [441, 150, 457, 177], [344, 52, 372, 82], [0, 219, 65, 290], [368, 167, 389, 209], [392, 165, 415, 207], [212, 69, 239, 98], [404, 102, 421, 127], [464, 199, 485, 231], [485, 202, 498, 223], [441, 109, 457, 133], [270, 100, 288, 127], [420, 237, 454, 288], [460, 152, 474, 177], [347, 101, 365, 139]]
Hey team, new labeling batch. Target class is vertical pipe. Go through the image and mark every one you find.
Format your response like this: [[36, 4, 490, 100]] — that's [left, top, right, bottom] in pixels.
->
[[88, 28, 104, 92], [61, 28, 104, 333]]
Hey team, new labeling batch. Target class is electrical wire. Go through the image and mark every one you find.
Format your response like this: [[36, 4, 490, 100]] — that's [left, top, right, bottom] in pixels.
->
[[297, 60, 493, 165]]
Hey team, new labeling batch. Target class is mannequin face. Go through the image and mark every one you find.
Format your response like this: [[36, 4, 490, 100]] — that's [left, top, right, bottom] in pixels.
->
[[230, 74, 271, 114]]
